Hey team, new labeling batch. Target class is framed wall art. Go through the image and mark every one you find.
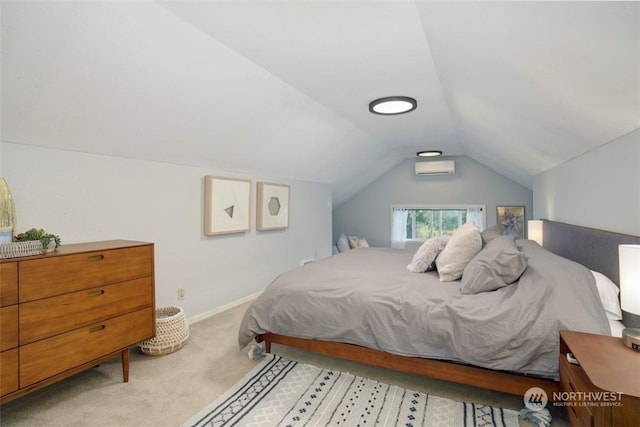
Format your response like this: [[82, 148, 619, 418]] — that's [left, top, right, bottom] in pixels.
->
[[256, 182, 290, 231], [496, 206, 525, 239], [204, 176, 251, 235]]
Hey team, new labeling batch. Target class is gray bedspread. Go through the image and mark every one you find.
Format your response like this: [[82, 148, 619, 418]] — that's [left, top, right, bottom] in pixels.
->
[[238, 240, 610, 379]]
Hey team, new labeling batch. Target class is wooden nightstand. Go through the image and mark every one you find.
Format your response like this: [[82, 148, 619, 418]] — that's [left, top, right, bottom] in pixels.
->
[[559, 330, 640, 427]]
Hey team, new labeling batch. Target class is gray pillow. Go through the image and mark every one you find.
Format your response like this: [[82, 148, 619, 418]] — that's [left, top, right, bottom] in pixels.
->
[[435, 223, 482, 282], [460, 235, 527, 294], [336, 233, 350, 253], [481, 225, 502, 245], [407, 236, 450, 273]]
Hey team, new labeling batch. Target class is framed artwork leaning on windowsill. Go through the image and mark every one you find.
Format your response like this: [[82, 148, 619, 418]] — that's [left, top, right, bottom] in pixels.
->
[[496, 206, 525, 239]]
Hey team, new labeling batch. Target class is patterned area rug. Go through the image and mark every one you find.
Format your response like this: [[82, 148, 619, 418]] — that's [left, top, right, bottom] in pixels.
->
[[183, 354, 521, 427]]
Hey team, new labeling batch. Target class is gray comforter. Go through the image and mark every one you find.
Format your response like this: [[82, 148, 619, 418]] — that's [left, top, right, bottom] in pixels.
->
[[238, 240, 610, 379]]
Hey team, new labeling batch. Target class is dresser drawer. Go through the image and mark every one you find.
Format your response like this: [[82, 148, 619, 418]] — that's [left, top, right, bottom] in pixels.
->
[[0, 348, 19, 397], [0, 305, 18, 352], [20, 307, 154, 387], [0, 262, 18, 307], [19, 245, 153, 302], [560, 356, 595, 427], [20, 277, 153, 345]]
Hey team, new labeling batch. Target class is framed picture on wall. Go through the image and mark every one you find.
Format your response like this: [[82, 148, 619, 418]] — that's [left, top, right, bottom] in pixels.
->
[[256, 182, 290, 231], [496, 206, 525, 239], [204, 176, 251, 235]]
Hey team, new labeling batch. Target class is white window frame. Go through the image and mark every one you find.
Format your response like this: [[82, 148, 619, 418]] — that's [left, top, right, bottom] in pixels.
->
[[390, 204, 486, 243]]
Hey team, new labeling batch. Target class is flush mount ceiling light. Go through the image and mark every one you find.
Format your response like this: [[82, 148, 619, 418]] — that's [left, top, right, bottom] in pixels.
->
[[369, 96, 417, 115], [416, 150, 443, 157]]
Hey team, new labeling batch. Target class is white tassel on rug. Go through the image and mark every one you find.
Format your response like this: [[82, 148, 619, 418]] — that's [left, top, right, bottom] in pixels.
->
[[247, 343, 265, 360], [519, 408, 552, 427]]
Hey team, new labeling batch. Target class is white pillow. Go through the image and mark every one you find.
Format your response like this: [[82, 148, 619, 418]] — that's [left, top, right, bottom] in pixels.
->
[[407, 236, 450, 273], [348, 236, 369, 249], [591, 270, 622, 321], [435, 223, 482, 282]]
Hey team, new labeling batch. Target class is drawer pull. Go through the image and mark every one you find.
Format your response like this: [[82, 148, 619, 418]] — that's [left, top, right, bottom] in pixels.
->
[[89, 325, 105, 333], [88, 290, 105, 298], [88, 254, 105, 261]]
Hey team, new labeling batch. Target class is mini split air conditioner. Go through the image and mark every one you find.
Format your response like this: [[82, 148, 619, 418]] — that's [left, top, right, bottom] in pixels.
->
[[415, 160, 455, 176]]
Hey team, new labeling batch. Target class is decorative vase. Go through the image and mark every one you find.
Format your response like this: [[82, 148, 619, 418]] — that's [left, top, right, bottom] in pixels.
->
[[0, 178, 16, 244]]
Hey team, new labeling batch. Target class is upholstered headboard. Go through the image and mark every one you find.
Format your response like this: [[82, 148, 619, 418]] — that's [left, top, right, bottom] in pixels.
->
[[542, 219, 640, 327]]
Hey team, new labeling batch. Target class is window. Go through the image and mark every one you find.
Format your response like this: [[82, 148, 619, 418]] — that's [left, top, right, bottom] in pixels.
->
[[390, 205, 485, 248], [406, 208, 467, 239]]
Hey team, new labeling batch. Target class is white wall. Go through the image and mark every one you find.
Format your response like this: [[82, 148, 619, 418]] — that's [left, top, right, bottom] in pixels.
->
[[333, 156, 533, 247], [533, 129, 640, 236], [1, 142, 332, 320]]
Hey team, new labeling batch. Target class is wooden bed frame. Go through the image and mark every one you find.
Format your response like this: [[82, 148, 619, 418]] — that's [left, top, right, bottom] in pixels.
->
[[256, 220, 640, 397], [257, 333, 561, 396]]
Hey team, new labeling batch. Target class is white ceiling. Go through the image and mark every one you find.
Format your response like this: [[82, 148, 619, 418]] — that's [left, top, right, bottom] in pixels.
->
[[2, 1, 638, 206]]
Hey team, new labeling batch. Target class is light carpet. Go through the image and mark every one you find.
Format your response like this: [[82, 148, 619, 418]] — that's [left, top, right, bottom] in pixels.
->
[[183, 354, 521, 427]]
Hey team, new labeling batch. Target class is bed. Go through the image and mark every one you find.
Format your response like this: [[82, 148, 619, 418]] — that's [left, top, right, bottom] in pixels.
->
[[238, 220, 640, 396]]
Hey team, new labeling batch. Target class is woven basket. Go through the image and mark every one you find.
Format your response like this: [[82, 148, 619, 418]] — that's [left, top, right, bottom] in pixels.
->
[[139, 306, 190, 356], [0, 240, 47, 259]]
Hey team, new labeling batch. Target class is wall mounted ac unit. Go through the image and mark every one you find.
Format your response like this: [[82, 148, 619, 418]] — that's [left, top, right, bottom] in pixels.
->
[[415, 160, 455, 175]]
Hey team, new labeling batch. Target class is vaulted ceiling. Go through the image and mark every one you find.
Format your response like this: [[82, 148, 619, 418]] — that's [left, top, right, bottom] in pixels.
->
[[2, 1, 638, 206]]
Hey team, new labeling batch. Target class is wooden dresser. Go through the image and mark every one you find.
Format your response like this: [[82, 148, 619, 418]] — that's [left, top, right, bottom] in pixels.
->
[[0, 240, 155, 404]]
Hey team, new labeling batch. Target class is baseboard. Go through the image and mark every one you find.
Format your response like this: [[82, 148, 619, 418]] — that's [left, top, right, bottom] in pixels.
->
[[187, 291, 262, 324]]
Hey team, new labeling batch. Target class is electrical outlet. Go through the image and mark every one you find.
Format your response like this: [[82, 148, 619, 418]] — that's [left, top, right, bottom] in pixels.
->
[[177, 287, 185, 300]]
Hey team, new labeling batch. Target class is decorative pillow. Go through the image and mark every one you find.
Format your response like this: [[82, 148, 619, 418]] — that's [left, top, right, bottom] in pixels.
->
[[349, 236, 370, 249], [332, 244, 339, 255], [407, 237, 450, 273], [435, 223, 482, 282], [591, 270, 622, 320], [481, 225, 501, 246], [460, 236, 527, 294], [336, 234, 350, 253]]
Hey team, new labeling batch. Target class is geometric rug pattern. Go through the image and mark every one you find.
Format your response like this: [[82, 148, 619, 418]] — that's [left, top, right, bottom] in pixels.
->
[[182, 354, 520, 427]]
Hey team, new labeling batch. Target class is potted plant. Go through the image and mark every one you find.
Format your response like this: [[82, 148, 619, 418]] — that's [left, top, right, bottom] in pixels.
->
[[14, 228, 61, 253]]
